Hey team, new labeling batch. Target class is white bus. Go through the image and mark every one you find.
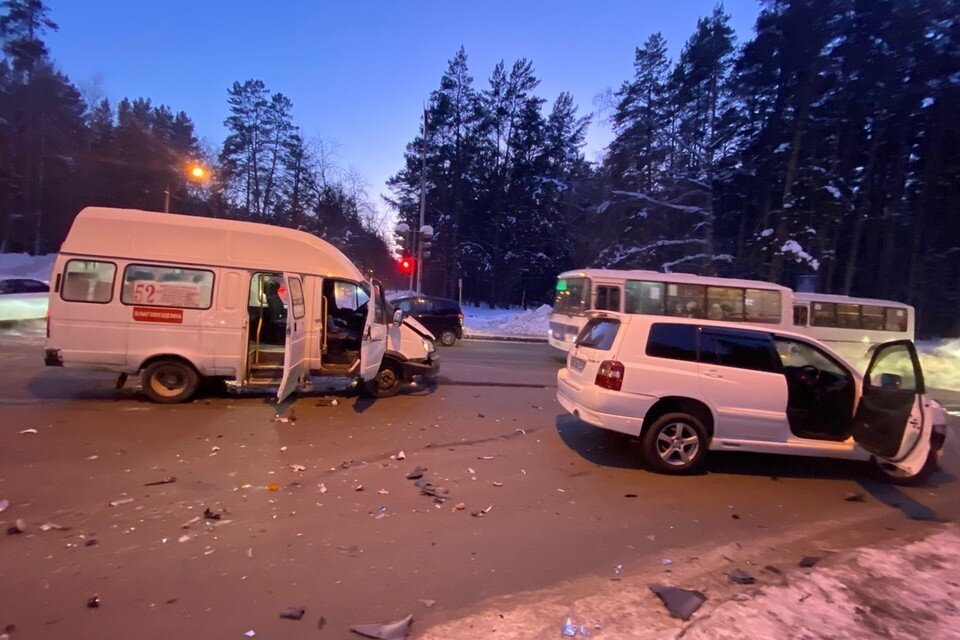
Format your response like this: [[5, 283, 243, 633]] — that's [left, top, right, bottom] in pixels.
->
[[549, 268, 791, 352], [790, 292, 915, 361]]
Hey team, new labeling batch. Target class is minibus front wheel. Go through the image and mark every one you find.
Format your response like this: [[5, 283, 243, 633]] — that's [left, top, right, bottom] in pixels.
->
[[364, 359, 402, 398], [142, 358, 200, 404]]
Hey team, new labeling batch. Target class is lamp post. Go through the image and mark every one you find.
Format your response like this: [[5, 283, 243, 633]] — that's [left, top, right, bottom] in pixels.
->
[[165, 163, 210, 213]]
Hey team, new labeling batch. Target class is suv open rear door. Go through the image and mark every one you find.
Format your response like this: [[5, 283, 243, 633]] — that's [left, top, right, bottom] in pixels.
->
[[277, 274, 308, 402], [359, 279, 388, 381], [850, 340, 931, 477]]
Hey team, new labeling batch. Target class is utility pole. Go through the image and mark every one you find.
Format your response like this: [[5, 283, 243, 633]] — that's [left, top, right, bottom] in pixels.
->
[[164, 183, 171, 213], [416, 107, 428, 293]]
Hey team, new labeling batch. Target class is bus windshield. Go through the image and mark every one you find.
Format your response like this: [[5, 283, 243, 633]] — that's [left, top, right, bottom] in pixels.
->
[[554, 277, 590, 314]]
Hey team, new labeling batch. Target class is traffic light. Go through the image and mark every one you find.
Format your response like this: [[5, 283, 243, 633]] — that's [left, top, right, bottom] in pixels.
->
[[399, 256, 415, 276]]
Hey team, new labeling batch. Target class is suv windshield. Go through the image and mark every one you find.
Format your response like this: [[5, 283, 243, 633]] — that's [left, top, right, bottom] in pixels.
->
[[554, 277, 590, 314], [575, 318, 620, 350]]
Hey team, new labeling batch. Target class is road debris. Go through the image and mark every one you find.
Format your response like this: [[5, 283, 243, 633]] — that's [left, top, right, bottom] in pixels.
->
[[613, 564, 623, 580], [203, 508, 221, 521], [143, 476, 176, 486], [471, 505, 493, 518], [39, 522, 70, 531], [244, 630, 255, 638], [661, 558, 672, 566], [289, 464, 306, 472], [318, 483, 328, 494], [279, 606, 305, 620], [0, 499, 8, 513], [267, 482, 280, 491], [108, 497, 134, 507], [763, 564, 782, 575], [728, 568, 756, 585], [181, 516, 201, 528], [397, 450, 406, 460], [317, 616, 327, 630], [414, 478, 448, 501], [86, 595, 101, 609], [18, 428, 37, 435], [354, 484, 365, 492], [406, 467, 425, 480], [419, 599, 436, 608], [477, 455, 494, 460], [492, 482, 503, 487], [7, 519, 25, 535], [453, 502, 466, 511], [86, 454, 99, 460], [799, 556, 821, 568], [350, 614, 413, 639], [844, 491, 866, 502], [177, 534, 191, 543], [649, 584, 706, 621]]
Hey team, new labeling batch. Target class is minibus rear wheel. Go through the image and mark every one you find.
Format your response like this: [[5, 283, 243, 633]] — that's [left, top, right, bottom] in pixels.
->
[[142, 358, 200, 404]]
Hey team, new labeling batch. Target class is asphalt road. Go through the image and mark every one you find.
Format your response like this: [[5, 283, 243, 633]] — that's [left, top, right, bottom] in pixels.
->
[[0, 335, 957, 639]]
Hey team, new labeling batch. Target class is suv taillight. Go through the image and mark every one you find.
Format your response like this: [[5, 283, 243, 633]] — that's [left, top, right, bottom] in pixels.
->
[[595, 360, 625, 391]]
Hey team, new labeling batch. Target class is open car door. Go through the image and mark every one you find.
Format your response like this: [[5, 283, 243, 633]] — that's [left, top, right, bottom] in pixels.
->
[[359, 279, 388, 381], [850, 340, 931, 477], [276, 274, 309, 402]]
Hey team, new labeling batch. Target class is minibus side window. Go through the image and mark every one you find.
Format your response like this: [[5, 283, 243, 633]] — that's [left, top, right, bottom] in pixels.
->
[[121, 264, 214, 309], [61, 260, 116, 303]]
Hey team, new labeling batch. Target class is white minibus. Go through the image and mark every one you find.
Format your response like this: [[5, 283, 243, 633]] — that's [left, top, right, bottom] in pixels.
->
[[549, 268, 791, 352], [45, 207, 439, 403]]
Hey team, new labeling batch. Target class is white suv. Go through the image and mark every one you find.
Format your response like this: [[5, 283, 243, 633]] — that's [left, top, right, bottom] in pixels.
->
[[556, 313, 948, 485]]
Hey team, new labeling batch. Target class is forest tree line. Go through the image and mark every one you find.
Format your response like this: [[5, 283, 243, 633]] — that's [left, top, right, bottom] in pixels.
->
[[390, 0, 960, 336], [0, 0, 395, 277]]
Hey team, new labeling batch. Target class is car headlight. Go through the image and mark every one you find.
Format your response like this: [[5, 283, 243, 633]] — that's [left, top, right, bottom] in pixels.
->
[[423, 339, 435, 354]]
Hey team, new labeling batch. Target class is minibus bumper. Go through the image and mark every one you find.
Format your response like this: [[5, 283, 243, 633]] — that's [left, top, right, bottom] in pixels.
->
[[403, 355, 439, 381]]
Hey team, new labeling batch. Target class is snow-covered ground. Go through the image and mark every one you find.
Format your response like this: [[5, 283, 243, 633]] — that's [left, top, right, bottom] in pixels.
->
[[0, 252, 55, 280], [420, 526, 960, 639], [462, 303, 551, 339]]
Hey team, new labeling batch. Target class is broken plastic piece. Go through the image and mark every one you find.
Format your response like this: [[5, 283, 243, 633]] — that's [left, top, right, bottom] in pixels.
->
[[406, 467, 425, 480], [561, 613, 579, 637], [649, 584, 706, 621], [289, 464, 306, 472], [279, 607, 305, 620], [0, 499, 8, 513], [7, 519, 25, 535], [19, 428, 37, 435], [86, 595, 101, 609], [729, 568, 756, 585], [349, 614, 413, 639], [244, 630, 255, 638], [799, 556, 820, 568], [267, 482, 280, 491], [109, 497, 134, 507], [419, 599, 436, 608], [203, 508, 221, 521], [143, 476, 176, 486], [39, 522, 69, 532], [397, 451, 406, 460], [844, 491, 865, 502]]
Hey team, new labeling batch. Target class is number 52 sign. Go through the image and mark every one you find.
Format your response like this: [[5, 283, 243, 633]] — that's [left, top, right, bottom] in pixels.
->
[[134, 282, 157, 304]]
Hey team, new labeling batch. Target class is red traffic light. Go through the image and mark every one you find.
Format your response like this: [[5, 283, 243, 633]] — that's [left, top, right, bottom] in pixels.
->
[[399, 256, 415, 275]]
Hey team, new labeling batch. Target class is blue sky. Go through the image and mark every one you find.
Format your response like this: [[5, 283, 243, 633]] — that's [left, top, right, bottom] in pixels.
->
[[45, 0, 760, 210]]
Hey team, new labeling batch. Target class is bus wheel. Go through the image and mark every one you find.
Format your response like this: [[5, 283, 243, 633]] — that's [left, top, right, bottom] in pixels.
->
[[364, 360, 402, 398], [142, 359, 200, 404]]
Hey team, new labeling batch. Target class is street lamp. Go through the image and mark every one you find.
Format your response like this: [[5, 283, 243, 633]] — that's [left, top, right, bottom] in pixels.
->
[[165, 162, 211, 213]]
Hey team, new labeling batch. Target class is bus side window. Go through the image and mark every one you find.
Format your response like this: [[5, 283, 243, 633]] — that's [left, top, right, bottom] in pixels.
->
[[595, 286, 621, 311], [793, 305, 809, 326]]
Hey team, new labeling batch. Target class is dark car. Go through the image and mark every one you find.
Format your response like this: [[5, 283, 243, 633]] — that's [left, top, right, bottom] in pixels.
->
[[392, 295, 463, 346]]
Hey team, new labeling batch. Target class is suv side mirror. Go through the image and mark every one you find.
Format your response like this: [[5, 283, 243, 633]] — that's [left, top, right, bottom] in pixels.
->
[[878, 372, 903, 389], [393, 308, 404, 325]]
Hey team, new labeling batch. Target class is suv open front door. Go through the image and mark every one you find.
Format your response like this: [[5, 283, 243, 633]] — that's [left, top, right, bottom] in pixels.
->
[[359, 279, 388, 381], [277, 273, 308, 402], [850, 340, 932, 478]]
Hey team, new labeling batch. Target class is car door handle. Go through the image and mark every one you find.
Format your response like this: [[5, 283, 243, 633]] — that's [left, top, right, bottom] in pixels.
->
[[703, 369, 724, 379]]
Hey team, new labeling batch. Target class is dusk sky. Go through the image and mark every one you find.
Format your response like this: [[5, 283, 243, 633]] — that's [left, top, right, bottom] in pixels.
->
[[45, 0, 761, 213]]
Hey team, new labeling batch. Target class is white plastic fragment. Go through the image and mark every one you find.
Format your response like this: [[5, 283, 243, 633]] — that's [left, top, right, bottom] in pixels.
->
[[0, 499, 8, 513], [397, 450, 406, 460], [109, 497, 134, 507], [19, 428, 38, 435]]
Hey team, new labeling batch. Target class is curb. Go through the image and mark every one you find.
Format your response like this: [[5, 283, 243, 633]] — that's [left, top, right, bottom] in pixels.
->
[[463, 334, 548, 344]]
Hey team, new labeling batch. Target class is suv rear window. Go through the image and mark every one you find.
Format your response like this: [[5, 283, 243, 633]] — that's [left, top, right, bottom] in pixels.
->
[[575, 318, 620, 350], [646, 323, 697, 362]]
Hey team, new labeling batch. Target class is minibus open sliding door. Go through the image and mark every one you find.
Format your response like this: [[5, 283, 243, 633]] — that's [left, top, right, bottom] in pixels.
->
[[277, 274, 309, 402]]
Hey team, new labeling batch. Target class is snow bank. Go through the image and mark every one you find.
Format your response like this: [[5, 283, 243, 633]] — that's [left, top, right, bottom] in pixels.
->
[[683, 528, 960, 640], [0, 252, 55, 280], [463, 304, 551, 338]]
